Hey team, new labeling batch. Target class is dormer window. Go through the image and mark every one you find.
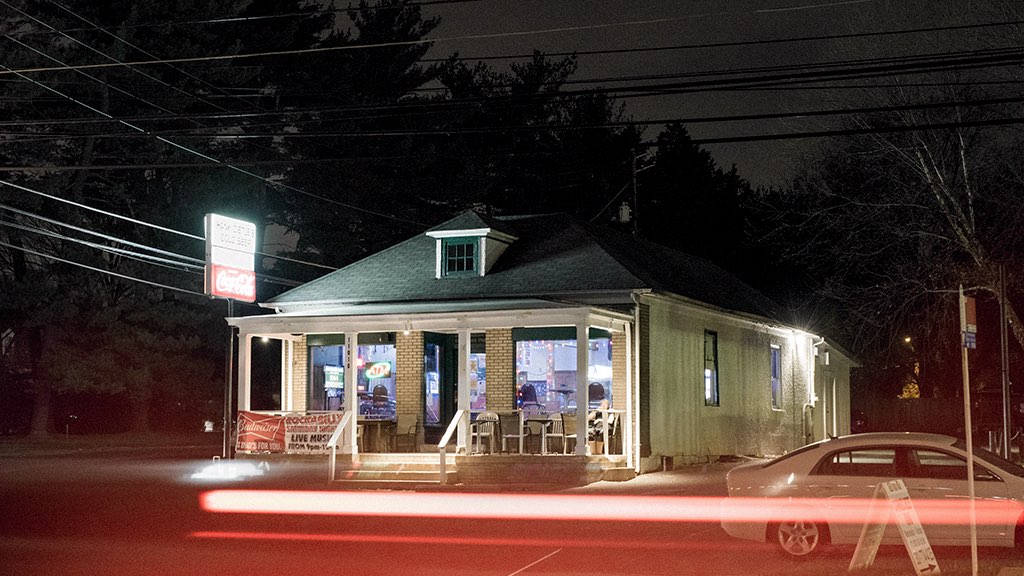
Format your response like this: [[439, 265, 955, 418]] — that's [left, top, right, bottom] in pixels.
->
[[426, 212, 517, 279], [442, 237, 478, 276]]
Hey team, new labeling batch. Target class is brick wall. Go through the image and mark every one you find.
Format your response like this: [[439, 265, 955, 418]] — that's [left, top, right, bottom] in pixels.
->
[[486, 328, 515, 412], [611, 331, 627, 409], [395, 330, 424, 417], [290, 336, 308, 412]]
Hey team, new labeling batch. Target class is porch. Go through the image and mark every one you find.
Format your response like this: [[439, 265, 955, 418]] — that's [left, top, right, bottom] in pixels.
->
[[228, 302, 640, 479]]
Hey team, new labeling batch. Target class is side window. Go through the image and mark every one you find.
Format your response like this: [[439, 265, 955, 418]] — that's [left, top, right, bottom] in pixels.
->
[[815, 448, 897, 477], [770, 344, 782, 410], [704, 330, 719, 406], [910, 449, 997, 481]]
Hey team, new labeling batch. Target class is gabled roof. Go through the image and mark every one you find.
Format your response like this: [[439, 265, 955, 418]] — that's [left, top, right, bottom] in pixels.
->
[[265, 212, 784, 323]]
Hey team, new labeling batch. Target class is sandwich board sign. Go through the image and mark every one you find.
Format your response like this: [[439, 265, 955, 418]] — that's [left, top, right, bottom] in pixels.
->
[[849, 479, 940, 574]]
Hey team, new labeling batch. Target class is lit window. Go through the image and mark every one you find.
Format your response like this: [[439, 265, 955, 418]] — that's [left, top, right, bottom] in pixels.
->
[[770, 344, 782, 410], [704, 330, 719, 406], [442, 237, 477, 276]]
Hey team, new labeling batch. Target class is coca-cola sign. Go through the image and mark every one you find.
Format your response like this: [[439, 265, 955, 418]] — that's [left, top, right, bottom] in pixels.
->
[[207, 264, 256, 302], [204, 213, 257, 302]]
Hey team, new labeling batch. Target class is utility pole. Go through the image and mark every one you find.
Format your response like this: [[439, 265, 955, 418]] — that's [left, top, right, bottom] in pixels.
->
[[631, 148, 639, 235], [1000, 265, 1011, 459]]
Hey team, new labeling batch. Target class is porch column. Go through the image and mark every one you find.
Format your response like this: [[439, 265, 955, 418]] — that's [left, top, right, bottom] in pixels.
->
[[625, 323, 634, 469], [237, 333, 252, 411], [575, 323, 589, 455], [344, 331, 359, 454], [456, 329, 471, 451]]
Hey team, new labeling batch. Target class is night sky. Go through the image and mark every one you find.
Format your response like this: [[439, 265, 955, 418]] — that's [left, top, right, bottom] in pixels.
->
[[421, 0, 1011, 187]]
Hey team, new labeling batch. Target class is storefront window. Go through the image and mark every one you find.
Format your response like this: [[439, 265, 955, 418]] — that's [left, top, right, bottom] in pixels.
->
[[424, 343, 442, 426], [513, 328, 612, 415], [470, 333, 486, 410], [307, 334, 397, 420]]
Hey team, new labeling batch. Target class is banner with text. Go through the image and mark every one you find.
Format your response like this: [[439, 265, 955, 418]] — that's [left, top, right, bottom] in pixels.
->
[[236, 411, 344, 454]]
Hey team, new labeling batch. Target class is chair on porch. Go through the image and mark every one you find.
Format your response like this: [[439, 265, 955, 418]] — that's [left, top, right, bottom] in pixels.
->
[[471, 411, 498, 454], [606, 412, 621, 454], [561, 412, 578, 454], [394, 413, 420, 452], [498, 412, 529, 454], [545, 416, 565, 454]]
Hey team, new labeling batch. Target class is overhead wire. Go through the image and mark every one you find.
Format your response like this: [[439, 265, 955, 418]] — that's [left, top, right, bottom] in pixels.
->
[[0, 170, 336, 273], [0, 202, 305, 288], [8, 95, 1020, 142], [0, 36, 427, 228], [0, 239, 207, 297], [0, 0, 885, 77]]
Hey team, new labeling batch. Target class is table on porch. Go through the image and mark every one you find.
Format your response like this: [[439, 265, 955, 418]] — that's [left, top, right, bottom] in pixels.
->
[[358, 418, 395, 452], [524, 414, 561, 454]]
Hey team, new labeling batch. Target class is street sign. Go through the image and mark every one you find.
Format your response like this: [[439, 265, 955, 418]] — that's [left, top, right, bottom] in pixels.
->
[[849, 479, 940, 575]]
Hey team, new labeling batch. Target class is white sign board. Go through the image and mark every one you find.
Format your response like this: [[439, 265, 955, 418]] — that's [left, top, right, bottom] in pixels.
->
[[849, 479, 940, 575], [204, 214, 257, 302]]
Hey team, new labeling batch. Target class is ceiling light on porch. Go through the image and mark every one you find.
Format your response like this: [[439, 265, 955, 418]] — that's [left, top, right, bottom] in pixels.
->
[[403, 322, 411, 336]]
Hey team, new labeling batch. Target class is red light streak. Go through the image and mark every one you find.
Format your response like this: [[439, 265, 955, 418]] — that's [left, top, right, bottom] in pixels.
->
[[200, 491, 1022, 526], [188, 530, 718, 550]]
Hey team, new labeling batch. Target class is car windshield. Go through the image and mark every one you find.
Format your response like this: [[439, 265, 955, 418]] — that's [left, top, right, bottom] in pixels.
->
[[761, 439, 824, 468], [955, 439, 1024, 477]]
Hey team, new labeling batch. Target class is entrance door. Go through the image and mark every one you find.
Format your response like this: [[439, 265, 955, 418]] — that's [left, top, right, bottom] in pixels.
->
[[423, 333, 457, 444]]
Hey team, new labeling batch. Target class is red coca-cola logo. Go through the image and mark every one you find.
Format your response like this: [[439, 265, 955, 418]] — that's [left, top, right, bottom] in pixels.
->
[[210, 265, 255, 301]]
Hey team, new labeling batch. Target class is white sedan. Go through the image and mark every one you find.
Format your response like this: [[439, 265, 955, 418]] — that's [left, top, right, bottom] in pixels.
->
[[721, 432, 1024, 557]]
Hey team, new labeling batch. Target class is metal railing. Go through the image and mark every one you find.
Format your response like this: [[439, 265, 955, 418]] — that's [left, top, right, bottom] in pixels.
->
[[437, 409, 468, 486], [327, 411, 355, 482]]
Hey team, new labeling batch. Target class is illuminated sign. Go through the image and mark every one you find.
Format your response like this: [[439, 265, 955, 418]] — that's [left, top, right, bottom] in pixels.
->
[[204, 214, 257, 302], [364, 362, 392, 379], [324, 366, 343, 389]]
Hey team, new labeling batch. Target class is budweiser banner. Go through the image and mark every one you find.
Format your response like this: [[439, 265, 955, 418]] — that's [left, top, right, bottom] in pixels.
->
[[236, 411, 344, 454]]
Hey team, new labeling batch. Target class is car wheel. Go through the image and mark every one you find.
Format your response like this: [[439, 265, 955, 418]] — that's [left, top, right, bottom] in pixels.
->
[[771, 519, 827, 558]]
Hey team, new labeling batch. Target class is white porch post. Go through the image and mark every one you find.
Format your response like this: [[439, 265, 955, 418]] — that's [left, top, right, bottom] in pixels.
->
[[457, 329, 471, 451], [280, 339, 290, 412], [345, 331, 359, 454], [575, 323, 589, 455], [625, 322, 634, 469], [237, 333, 252, 411]]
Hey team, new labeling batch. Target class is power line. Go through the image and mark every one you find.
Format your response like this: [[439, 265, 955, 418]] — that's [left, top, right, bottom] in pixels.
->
[[9, 94, 1019, 142], [41, 0, 262, 111], [2, 39, 1019, 131], [0, 0, 883, 77], [0, 201, 203, 265], [0, 239, 206, 297], [0, 41, 427, 229], [3, 114, 1023, 174], [0, 204, 305, 288], [0, 216, 202, 273], [0, 179, 337, 271], [9, 0, 483, 37]]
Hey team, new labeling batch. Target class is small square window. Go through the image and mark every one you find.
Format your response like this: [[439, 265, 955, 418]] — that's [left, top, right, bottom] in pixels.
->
[[442, 238, 478, 276]]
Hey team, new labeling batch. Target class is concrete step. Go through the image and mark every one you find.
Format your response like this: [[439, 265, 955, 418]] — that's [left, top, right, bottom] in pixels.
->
[[333, 469, 452, 482], [332, 470, 458, 487], [601, 466, 637, 482]]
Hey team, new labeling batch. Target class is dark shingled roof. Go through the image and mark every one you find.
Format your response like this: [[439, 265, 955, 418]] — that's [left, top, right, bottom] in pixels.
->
[[267, 212, 785, 323]]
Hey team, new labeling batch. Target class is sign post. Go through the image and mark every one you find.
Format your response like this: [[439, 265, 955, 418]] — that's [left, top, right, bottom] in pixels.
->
[[204, 214, 258, 459], [959, 285, 979, 576]]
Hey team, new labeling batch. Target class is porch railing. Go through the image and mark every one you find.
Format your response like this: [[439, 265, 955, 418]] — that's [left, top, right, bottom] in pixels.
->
[[437, 409, 468, 486], [327, 411, 354, 482]]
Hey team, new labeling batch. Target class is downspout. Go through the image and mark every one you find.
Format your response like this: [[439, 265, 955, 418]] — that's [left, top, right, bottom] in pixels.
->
[[803, 336, 825, 443]]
